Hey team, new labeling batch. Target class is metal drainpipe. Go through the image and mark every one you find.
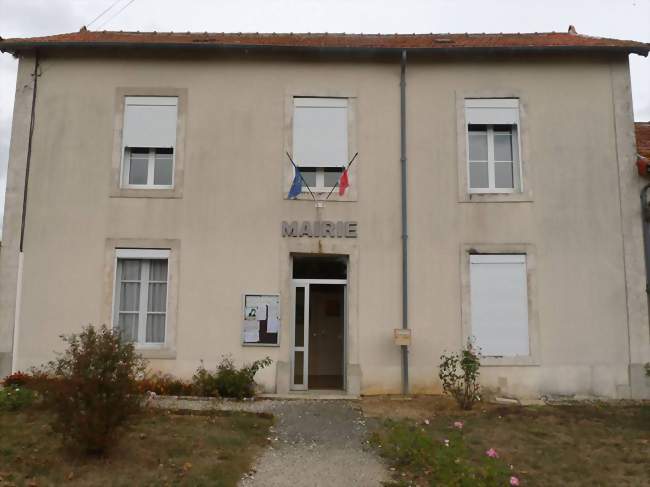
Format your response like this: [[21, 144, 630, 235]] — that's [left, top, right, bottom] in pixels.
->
[[641, 183, 650, 297], [400, 49, 409, 395]]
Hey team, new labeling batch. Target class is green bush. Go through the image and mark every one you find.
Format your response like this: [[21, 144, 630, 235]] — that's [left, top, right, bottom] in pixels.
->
[[192, 356, 272, 399], [192, 361, 221, 397], [37, 324, 147, 455], [0, 386, 36, 411], [439, 338, 481, 410], [372, 420, 516, 487]]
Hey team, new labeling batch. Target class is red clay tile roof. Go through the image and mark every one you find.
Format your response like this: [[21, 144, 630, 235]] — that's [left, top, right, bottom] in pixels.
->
[[1, 29, 648, 55], [637, 122, 650, 160]]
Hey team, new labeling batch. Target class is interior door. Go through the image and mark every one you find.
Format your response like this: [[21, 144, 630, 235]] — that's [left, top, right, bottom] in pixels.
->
[[291, 283, 309, 390]]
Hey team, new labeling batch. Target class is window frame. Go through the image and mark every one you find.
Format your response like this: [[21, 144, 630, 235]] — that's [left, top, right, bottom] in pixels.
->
[[112, 248, 170, 348], [296, 167, 345, 193], [467, 124, 520, 194], [111, 88, 187, 199], [120, 96, 178, 190], [284, 89, 358, 202], [469, 253, 529, 357], [292, 96, 349, 194], [122, 148, 175, 189], [456, 92, 532, 203], [460, 244, 540, 366]]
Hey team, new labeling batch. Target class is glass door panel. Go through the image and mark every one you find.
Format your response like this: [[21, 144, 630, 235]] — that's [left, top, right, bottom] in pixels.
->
[[291, 284, 309, 390]]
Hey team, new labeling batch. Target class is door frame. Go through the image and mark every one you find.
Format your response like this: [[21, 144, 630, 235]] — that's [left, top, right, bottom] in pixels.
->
[[290, 278, 347, 391]]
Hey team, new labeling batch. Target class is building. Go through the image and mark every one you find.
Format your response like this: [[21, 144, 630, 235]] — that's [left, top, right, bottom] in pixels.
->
[[1, 28, 649, 399], [637, 122, 650, 168]]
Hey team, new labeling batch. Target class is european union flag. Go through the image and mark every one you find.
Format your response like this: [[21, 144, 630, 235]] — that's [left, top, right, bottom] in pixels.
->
[[288, 168, 302, 199]]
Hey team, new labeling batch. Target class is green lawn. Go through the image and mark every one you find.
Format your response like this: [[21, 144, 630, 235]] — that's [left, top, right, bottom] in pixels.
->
[[364, 396, 650, 486], [0, 409, 272, 486]]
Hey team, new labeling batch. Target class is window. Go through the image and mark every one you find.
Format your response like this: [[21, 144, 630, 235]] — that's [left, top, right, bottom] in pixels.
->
[[465, 99, 521, 193], [469, 254, 529, 357], [121, 96, 178, 189], [113, 249, 169, 346], [292, 97, 348, 191]]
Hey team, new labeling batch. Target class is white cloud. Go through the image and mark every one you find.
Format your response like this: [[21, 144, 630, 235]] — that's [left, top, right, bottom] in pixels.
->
[[0, 0, 649, 237]]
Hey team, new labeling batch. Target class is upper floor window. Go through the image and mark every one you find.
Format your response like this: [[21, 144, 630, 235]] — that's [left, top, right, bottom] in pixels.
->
[[465, 99, 521, 194], [292, 97, 349, 191], [121, 96, 178, 189]]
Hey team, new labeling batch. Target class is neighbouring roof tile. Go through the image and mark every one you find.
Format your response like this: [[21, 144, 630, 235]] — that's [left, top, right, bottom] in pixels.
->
[[637, 122, 650, 160]]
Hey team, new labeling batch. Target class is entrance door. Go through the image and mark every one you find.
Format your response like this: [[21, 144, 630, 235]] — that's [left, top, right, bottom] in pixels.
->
[[291, 279, 346, 391]]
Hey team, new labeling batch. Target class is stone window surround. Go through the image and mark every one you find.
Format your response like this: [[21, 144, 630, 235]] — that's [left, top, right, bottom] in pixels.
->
[[456, 89, 534, 203], [283, 87, 359, 202], [110, 87, 188, 199], [460, 243, 540, 366], [103, 238, 180, 359]]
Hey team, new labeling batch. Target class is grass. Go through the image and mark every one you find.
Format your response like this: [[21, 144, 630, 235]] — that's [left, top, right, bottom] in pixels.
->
[[0, 408, 272, 486], [365, 396, 650, 486]]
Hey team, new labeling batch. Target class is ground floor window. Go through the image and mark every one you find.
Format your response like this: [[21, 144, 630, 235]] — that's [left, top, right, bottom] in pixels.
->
[[469, 254, 529, 357], [113, 249, 169, 346]]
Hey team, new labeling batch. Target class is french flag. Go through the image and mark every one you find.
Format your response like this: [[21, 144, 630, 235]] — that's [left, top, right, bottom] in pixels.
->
[[338, 168, 349, 196]]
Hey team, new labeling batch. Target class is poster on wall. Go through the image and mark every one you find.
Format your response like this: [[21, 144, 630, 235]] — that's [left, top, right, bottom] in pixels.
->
[[242, 294, 280, 346]]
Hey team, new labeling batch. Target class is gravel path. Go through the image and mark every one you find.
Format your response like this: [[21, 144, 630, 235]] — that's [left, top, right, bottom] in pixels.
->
[[238, 400, 389, 487]]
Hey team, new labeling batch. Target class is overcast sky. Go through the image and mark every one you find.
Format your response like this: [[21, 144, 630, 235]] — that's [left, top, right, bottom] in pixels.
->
[[0, 0, 649, 236]]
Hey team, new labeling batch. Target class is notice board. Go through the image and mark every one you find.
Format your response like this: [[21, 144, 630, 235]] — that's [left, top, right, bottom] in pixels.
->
[[242, 293, 280, 346]]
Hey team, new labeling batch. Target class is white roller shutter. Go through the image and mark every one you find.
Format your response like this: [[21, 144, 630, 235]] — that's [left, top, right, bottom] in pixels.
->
[[469, 254, 529, 357], [292, 97, 348, 167], [465, 98, 519, 126], [123, 96, 178, 149]]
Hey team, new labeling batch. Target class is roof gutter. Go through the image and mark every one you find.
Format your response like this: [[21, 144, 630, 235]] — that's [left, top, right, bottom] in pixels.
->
[[1, 42, 648, 57]]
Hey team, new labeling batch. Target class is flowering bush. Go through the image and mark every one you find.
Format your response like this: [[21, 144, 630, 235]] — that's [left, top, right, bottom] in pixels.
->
[[2, 371, 32, 388], [37, 324, 147, 454], [439, 338, 482, 410], [371, 419, 516, 486]]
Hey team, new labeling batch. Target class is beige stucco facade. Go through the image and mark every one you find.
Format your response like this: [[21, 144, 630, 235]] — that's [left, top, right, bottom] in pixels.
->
[[1, 48, 649, 399]]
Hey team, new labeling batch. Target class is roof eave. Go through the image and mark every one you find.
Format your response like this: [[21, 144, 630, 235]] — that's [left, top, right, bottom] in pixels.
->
[[1, 41, 648, 57]]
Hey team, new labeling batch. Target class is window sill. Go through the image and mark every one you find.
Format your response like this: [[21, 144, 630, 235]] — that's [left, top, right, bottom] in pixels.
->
[[459, 192, 533, 203], [110, 187, 182, 199], [286, 190, 357, 202], [136, 347, 176, 359], [480, 356, 539, 367]]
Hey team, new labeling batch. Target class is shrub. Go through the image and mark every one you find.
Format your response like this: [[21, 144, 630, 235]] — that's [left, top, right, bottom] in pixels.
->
[[137, 372, 193, 396], [192, 361, 221, 397], [37, 324, 147, 454], [371, 420, 515, 487], [2, 371, 31, 388], [0, 386, 36, 412], [192, 356, 272, 399], [439, 338, 481, 410]]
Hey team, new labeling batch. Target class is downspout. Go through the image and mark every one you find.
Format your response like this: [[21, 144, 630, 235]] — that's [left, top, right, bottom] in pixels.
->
[[11, 51, 39, 373], [641, 183, 650, 297], [400, 49, 409, 395]]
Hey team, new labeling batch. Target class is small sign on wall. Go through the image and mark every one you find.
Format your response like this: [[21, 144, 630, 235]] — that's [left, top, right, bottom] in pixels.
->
[[242, 294, 280, 346], [394, 328, 411, 347]]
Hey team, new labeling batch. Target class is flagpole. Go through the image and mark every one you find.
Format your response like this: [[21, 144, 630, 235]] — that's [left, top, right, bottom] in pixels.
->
[[286, 152, 317, 202], [325, 152, 358, 201]]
